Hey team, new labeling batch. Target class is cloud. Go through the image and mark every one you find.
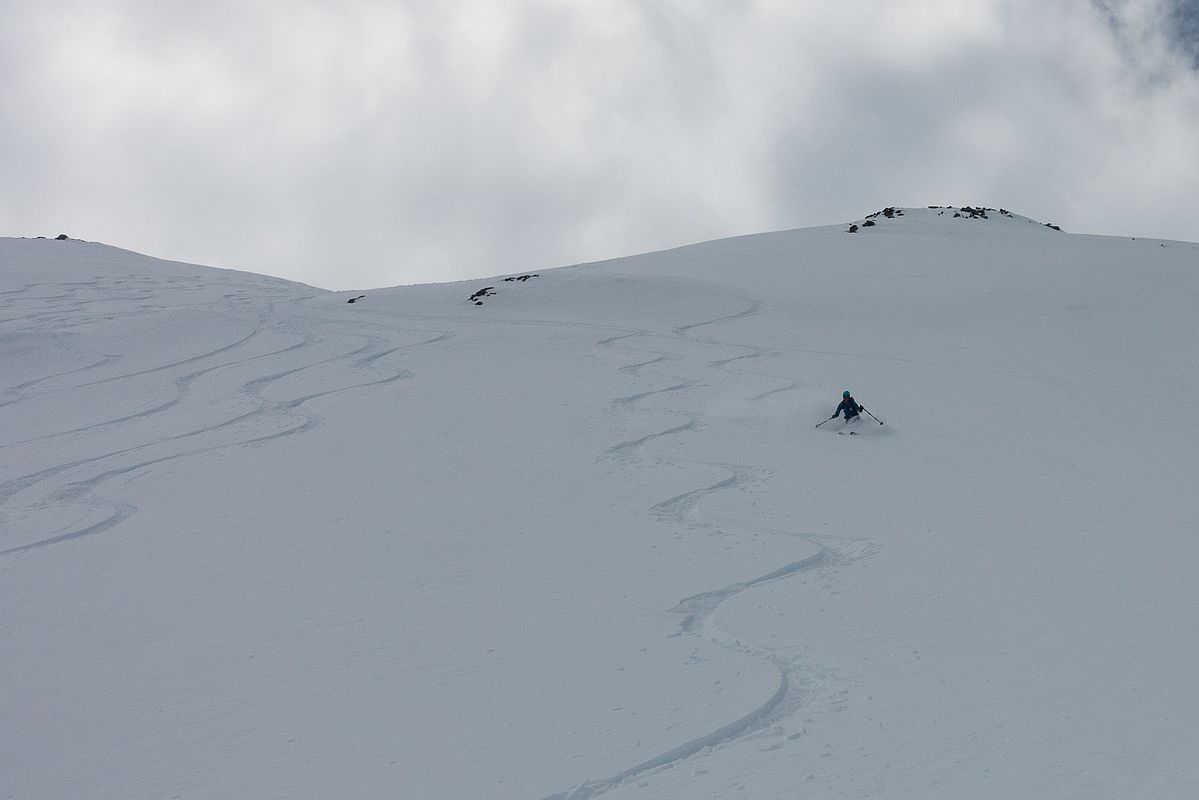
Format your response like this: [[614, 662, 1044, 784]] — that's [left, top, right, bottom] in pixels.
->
[[2, 0, 1198, 289], [1173, 0, 1199, 66]]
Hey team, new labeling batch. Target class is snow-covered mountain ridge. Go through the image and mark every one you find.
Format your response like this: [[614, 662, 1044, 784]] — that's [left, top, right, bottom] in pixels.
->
[[846, 204, 1062, 233], [2, 214, 1197, 799]]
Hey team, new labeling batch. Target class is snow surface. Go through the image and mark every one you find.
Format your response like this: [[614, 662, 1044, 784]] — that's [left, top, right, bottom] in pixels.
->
[[2, 210, 1198, 799]]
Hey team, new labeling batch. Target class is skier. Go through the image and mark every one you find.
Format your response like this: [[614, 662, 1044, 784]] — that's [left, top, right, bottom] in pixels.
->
[[833, 390, 864, 425]]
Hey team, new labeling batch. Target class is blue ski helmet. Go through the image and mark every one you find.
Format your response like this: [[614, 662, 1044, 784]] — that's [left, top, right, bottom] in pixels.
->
[[843, 390, 851, 397]]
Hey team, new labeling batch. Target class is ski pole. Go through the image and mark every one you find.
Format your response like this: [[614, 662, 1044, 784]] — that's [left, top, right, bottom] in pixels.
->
[[814, 415, 837, 428], [862, 408, 884, 425]]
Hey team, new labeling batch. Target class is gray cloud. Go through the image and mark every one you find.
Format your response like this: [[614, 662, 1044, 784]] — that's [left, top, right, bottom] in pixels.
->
[[3, 0, 1198, 289], [1169, 0, 1199, 65]]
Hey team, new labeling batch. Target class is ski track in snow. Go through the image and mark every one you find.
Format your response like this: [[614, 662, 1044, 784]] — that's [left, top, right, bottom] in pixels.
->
[[2, 266, 879, 793], [543, 279, 878, 799], [0, 278, 448, 557]]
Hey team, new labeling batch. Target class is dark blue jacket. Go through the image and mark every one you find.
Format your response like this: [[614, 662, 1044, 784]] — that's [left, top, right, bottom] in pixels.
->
[[834, 396, 862, 418]]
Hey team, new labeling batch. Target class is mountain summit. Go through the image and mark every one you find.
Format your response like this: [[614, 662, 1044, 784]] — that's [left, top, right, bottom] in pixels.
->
[[844, 204, 1064, 233]]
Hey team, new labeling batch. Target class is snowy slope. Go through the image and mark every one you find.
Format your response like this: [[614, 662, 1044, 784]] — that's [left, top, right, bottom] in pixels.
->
[[2, 211, 1197, 799]]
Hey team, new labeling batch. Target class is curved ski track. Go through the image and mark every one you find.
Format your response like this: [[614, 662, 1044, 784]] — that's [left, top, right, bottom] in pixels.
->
[[544, 277, 877, 799], [0, 279, 450, 557], [3, 270, 879, 796]]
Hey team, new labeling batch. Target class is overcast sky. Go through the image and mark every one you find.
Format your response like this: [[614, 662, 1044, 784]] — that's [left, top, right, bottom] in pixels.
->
[[3, 1, 1198, 289]]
